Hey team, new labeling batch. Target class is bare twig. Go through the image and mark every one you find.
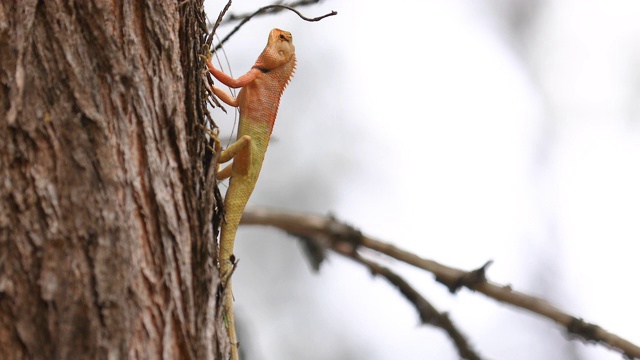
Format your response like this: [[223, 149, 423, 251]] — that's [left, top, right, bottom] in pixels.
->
[[292, 229, 483, 359], [222, 0, 326, 24], [214, 4, 337, 51], [350, 252, 483, 360], [241, 206, 640, 359], [206, 0, 233, 47]]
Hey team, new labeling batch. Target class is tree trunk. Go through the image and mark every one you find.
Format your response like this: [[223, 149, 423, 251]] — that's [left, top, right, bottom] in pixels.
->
[[0, 1, 226, 359]]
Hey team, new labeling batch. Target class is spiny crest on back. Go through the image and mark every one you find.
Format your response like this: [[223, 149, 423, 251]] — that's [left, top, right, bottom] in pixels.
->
[[281, 56, 296, 95]]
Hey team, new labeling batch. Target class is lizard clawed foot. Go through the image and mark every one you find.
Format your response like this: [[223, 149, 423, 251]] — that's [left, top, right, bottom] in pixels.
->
[[220, 256, 238, 286], [198, 125, 224, 176], [198, 124, 222, 150], [199, 44, 213, 66]]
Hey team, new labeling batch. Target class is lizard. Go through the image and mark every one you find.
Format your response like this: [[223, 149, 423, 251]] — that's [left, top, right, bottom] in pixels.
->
[[201, 28, 296, 360]]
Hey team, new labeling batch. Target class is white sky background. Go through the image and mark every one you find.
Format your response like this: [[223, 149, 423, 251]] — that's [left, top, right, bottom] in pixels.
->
[[203, 1, 640, 359]]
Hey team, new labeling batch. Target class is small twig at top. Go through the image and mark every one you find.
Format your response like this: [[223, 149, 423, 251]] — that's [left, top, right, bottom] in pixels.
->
[[223, 0, 329, 23], [214, 4, 337, 51], [207, 0, 233, 47]]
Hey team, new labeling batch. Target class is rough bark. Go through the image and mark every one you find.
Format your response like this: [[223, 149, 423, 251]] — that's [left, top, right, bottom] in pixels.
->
[[0, 1, 224, 359]]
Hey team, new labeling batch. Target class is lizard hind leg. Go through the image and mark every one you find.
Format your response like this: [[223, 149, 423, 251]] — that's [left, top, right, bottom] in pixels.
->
[[211, 85, 239, 107], [216, 135, 252, 180]]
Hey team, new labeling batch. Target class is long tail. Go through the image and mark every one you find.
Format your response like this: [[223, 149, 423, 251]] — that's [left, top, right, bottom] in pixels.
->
[[220, 177, 254, 360]]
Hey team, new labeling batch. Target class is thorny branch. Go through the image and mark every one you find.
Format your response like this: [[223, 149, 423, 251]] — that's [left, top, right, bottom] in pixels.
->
[[241, 206, 640, 360]]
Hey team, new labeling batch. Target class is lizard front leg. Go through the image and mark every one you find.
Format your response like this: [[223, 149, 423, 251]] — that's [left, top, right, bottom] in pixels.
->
[[217, 135, 252, 180], [200, 45, 260, 89]]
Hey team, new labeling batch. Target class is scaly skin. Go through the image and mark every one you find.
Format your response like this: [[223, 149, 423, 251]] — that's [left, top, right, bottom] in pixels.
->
[[202, 28, 296, 360]]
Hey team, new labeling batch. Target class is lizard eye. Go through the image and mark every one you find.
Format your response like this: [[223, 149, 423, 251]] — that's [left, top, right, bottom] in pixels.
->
[[279, 34, 286, 41]]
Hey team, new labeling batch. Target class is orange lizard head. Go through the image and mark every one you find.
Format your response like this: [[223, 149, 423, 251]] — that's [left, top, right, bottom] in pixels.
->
[[254, 28, 296, 71]]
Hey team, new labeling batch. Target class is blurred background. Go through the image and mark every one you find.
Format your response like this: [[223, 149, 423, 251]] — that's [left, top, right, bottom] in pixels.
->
[[204, 1, 640, 359]]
